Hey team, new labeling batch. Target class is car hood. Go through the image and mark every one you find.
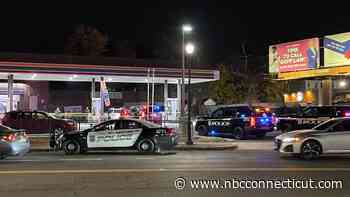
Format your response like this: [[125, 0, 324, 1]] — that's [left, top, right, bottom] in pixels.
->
[[276, 129, 318, 139]]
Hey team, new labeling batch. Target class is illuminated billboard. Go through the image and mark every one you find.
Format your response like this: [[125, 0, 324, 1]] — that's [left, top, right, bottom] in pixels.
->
[[324, 32, 350, 67], [269, 38, 320, 73]]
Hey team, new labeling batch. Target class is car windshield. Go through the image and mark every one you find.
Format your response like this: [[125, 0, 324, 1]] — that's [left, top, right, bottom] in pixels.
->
[[0, 124, 13, 133], [313, 119, 340, 130]]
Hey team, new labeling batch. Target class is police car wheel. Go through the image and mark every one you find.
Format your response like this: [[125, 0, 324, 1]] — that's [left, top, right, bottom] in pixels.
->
[[0, 154, 6, 160], [197, 125, 208, 136], [301, 140, 322, 160], [63, 139, 81, 155], [233, 127, 246, 140], [137, 138, 155, 153]]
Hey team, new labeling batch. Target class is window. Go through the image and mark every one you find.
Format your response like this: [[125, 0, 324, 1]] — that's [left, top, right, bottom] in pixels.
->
[[223, 108, 236, 117], [20, 112, 32, 120], [317, 107, 335, 117], [333, 120, 350, 132], [236, 107, 251, 117], [313, 119, 339, 130], [33, 112, 48, 120], [94, 121, 116, 132], [303, 107, 319, 117], [212, 109, 223, 118], [7, 112, 18, 120], [122, 120, 141, 129]]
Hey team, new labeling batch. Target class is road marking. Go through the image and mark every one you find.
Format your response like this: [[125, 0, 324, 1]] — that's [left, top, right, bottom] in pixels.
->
[[9, 158, 103, 162], [1, 168, 350, 174], [135, 157, 154, 160]]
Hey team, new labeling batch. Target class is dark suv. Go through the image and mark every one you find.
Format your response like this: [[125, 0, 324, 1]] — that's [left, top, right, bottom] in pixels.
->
[[277, 105, 350, 132], [195, 105, 276, 139], [1, 111, 77, 134]]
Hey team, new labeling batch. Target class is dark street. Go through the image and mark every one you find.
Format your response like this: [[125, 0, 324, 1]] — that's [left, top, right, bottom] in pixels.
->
[[1, 144, 350, 197]]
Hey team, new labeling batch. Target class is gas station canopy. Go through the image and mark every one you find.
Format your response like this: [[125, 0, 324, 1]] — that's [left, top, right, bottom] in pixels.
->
[[0, 53, 219, 83]]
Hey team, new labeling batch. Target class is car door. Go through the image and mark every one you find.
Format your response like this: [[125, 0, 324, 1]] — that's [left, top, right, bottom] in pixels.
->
[[31, 112, 50, 133], [320, 119, 350, 153], [117, 120, 143, 147], [87, 120, 118, 148], [207, 108, 228, 134], [329, 119, 350, 152], [19, 112, 34, 133]]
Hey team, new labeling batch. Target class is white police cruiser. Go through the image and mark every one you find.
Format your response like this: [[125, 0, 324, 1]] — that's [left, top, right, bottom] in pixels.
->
[[59, 118, 176, 154]]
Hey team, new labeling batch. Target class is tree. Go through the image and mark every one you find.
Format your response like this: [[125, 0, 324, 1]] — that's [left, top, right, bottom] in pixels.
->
[[65, 25, 108, 56], [209, 65, 246, 104], [111, 40, 136, 58]]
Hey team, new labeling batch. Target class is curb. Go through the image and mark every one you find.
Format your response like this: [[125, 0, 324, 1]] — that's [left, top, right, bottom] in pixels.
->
[[29, 145, 239, 152], [174, 145, 238, 151]]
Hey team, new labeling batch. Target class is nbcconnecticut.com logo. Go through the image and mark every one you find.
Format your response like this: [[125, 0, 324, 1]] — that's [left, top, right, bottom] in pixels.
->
[[174, 177, 343, 190]]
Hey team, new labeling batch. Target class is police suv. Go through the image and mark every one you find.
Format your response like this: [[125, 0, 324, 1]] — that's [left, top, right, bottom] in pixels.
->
[[277, 105, 350, 133], [194, 105, 276, 139], [59, 118, 176, 154]]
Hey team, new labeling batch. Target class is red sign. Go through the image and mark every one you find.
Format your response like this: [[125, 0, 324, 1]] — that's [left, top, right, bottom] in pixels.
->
[[269, 38, 319, 73]]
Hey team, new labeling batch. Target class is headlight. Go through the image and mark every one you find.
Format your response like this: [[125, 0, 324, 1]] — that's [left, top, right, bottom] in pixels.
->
[[282, 137, 300, 143]]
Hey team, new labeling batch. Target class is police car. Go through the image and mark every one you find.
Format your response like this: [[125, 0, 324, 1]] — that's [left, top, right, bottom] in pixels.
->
[[59, 118, 176, 154], [277, 105, 350, 133], [195, 105, 276, 139]]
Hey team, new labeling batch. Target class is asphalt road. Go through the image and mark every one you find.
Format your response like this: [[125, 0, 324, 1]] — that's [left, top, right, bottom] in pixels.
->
[[1, 139, 350, 197]]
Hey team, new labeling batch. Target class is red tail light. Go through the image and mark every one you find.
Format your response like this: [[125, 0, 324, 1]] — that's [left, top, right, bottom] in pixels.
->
[[121, 110, 128, 117], [165, 128, 174, 136], [1, 134, 16, 142], [250, 117, 256, 128], [140, 111, 146, 118]]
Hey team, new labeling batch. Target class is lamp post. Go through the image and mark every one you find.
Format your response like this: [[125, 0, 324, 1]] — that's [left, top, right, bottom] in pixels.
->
[[185, 43, 194, 145], [181, 24, 192, 116]]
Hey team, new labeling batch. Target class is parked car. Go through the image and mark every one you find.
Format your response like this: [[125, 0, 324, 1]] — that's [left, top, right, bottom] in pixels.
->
[[0, 124, 30, 159], [276, 105, 350, 133], [107, 108, 128, 120], [195, 104, 276, 139], [2, 111, 77, 134], [275, 117, 350, 160], [59, 118, 176, 155]]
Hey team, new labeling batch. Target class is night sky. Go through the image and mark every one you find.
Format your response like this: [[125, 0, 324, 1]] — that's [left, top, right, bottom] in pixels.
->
[[1, 2, 349, 64]]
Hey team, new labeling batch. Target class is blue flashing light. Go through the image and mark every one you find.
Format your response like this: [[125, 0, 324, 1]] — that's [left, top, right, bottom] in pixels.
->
[[210, 130, 216, 136], [259, 118, 270, 124], [154, 105, 161, 112]]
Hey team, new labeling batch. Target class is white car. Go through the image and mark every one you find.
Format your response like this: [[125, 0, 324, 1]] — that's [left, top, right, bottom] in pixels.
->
[[0, 125, 30, 159], [275, 117, 350, 160], [107, 108, 128, 120]]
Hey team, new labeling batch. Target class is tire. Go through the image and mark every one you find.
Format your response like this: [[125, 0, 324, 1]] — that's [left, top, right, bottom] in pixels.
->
[[63, 139, 81, 155], [233, 127, 246, 140], [0, 154, 6, 160], [281, 123, 293, 133], [255, 132, 266, 139], [137, 138, 156, 153], [300, 140, 322, 160], [197, 125, 209, 136]]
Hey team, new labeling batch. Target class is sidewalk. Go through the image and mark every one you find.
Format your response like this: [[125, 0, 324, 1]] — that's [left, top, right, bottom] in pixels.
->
[[29, 135, 238, 152]]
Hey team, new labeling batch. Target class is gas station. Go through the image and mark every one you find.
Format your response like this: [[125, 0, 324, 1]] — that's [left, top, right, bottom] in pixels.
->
[[0, 53, 219, 123]]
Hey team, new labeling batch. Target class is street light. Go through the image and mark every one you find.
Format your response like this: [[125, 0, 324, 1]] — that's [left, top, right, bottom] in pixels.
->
[[185, 43, 195, 145], [185, 43, 195, 54], [339, 80, 347, 88], [181, 24, 192, 116]]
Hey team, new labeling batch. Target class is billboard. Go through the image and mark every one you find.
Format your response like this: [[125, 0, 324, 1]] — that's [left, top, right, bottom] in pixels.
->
[[324, 32, 350, 67], [269, 38, 320, 73]]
